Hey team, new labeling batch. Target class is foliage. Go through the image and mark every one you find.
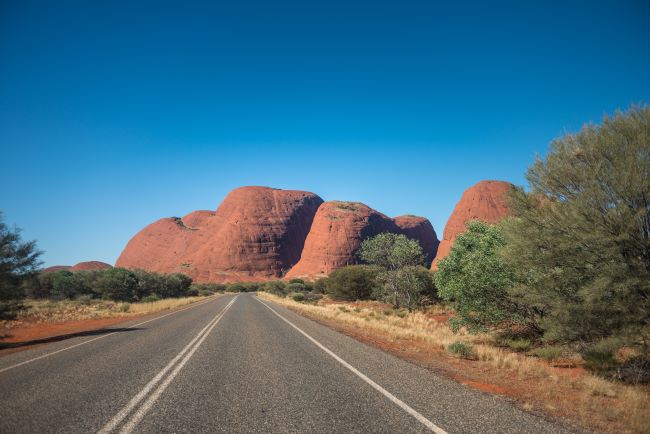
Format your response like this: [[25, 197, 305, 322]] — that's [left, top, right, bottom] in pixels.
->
[[324, 265, 379, 301], [359, 233, 428, 309], [0, 213, 42, 319], [52, 270, 89, 299], [94, 268, 139, 301], [447, 341, 477, 360], [529, 346, 563, 362], [434, 221, 529, 333], [501, 106, 650, 359], [291, 293, 305, 302]]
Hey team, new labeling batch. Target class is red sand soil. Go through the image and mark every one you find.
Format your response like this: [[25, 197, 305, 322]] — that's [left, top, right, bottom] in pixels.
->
[[0, 315, 140, 356]]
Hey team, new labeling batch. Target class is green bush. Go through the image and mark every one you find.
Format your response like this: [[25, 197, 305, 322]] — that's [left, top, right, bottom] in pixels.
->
[[312, 277, 327, 294], [263, 280, 287, 296], [288, 278, 305, 285], [141, 294, 160, 303], [325, 265, 379, 301], [447, 342, 477, 360], [434, 221, 528, 333], [529, 346, 563, 361], [583, 350, 616, 373], [94, 268, 139, 301], [119, 303, 130, 312], [500, 338, 532, 352], [291, 293, 305, 302], [286, 282, 307, 292]]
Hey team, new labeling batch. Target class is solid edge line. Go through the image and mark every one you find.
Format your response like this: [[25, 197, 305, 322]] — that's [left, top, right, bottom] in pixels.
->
[[98, 295, 237, 434], [255, 297, 447, 434], [0, 295, 220, 374], [118, 295, 237, 434]]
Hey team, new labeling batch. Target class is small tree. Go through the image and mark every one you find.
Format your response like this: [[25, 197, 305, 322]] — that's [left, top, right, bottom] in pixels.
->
[[358, 233, 427, 309], [0, 213, 42, 318], [52, 270, 88, 299], [434, 221, 530, 333]]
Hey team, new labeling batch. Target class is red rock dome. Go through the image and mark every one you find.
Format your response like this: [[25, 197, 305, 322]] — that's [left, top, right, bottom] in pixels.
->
[[431, 180, 514, 269]]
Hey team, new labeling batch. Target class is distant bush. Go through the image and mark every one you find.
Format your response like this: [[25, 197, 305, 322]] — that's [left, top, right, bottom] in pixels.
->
[[291, 293, 305, 302], [288, 278, 305, 285], [263, 281, 287, 296], [286, 282, 307, 292], [94, 268, 139, 301], [325, 265, 379, 301], [447, 342, 477, 360], [500, 338, 532, 352], [141, 294, 160, 303], [312, 277, 327, 294], [529, 346, 563, 362]]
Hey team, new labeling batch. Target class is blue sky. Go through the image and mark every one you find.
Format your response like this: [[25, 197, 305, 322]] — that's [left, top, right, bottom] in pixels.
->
[[1, 0, 649, 267]]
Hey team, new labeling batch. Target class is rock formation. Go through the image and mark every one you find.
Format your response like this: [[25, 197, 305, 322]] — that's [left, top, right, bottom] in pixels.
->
[[285, 202, 439, 279], [431, 180, 514, 269], [69, 261, 113, 271], [116, 186, 324, 282], [43, 261, 112, 273]]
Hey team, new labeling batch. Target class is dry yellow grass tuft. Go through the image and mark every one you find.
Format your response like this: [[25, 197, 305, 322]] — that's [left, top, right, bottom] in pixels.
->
[[258, 292, 650, 434]]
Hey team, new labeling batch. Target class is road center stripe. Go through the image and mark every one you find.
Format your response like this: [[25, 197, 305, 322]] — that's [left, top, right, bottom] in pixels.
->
[[255, 297, 447, 434], [98, 295, 237, 434]]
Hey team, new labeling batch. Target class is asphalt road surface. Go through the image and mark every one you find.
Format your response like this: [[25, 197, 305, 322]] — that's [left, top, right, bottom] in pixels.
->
[[0, 293, 578, 433]]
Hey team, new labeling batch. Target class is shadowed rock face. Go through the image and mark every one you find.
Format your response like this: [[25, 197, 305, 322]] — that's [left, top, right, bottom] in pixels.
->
[[116, 187, 324, 282], [431, 180, 514, 270], [285, 202, 439, 280]]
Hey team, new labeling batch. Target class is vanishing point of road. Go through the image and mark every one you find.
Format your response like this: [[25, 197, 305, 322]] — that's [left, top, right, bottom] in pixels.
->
[[0, 294, 578, 433]]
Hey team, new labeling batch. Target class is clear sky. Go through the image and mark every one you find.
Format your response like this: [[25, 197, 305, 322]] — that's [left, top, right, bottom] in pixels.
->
[[1, 0, 649, 267]]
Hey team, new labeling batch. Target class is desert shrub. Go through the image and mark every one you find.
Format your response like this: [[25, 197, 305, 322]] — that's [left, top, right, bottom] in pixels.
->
[[227, 283, 246, 293], [291, 293, 305, 302], [158, 273, 192, 298], [142, 294, 160, 303], [583, 350, 617, 374], [447, 342, 477, 360], [500, 338, 532, 352], [312, 277, 327, 294], [529, 346, 563, 361], [303, 292, 323, 303], [119, 303, 131, 312], [52, 270, 89, 299], [325, 265, 379, 301], [286, 282, 307, 292], [359, 233, 428, 309], [94, 268, 138, 301], [263, 280, 287, 296], [76, 294, 95, 305], [288, 278, 305, 285]]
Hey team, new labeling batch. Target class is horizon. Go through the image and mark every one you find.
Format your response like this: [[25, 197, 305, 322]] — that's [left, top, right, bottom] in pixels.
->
[[2, 0, 649, 267]]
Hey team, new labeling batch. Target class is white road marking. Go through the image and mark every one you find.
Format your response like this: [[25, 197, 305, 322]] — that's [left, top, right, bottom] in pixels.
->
[[0, 295, 220, 374], [256, 297, 448, 434], [99, 295, 238, 434]]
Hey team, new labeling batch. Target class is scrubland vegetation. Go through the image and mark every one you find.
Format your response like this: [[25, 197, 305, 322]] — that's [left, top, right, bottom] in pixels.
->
[[258, 107, 650, 433]]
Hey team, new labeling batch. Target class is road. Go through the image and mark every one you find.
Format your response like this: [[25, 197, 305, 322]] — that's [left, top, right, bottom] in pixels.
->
[[0, 293, 578, 433]]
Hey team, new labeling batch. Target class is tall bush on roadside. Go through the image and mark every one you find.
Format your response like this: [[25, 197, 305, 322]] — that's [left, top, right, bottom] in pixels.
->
[[94, 268, 138, 301], [502, 106, 650, 361], [434, 221, 532, 333], [325, 265, 379, 301]]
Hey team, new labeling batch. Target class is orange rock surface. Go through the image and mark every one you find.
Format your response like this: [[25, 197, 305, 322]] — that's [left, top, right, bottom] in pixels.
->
[[431, 180, 514, 269], [116, 186, 323, 282], [285, 202, 439, 279], [69, 261, 112, 271]]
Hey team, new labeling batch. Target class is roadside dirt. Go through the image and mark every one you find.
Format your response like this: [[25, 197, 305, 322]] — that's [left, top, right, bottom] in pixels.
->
[[284, 304, 646, 434], [0, 316, 144, 356]]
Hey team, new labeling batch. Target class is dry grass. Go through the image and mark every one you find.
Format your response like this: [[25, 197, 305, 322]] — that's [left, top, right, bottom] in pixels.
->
[[259, 292, 650, 433], [2, 296, 213, 327]]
